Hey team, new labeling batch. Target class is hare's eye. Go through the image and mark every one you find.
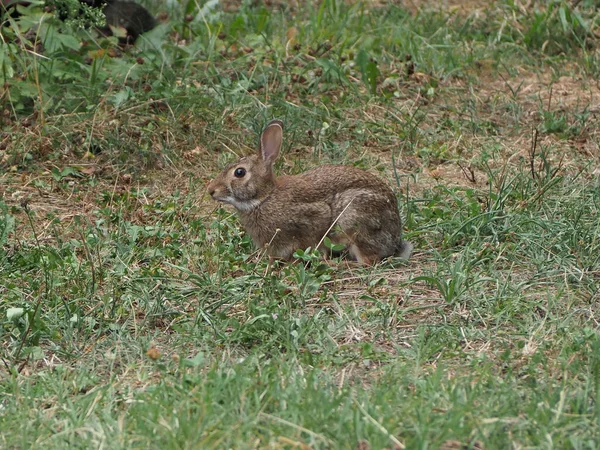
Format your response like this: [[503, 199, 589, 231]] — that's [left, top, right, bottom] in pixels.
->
[[234, 168, 246, 178]]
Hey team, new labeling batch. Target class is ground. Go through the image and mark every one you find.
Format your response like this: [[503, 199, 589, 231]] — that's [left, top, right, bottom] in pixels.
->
[[1, 0, 600, 448]]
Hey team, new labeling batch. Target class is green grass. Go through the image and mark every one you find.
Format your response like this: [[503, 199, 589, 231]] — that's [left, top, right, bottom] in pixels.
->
[[2, 0, 600, 448]]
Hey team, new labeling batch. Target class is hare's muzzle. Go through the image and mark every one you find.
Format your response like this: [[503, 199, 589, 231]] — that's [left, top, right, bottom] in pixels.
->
[[207, 180, 218, 199], [207, 185, 215, 197], [207, 179, 227, 202]]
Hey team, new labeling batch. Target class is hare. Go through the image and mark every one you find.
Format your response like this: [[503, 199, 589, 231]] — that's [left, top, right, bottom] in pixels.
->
[[207, 120, 413, 264]]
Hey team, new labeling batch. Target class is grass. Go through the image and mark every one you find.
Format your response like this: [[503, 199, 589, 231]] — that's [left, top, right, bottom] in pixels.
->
[[1, 0, 600, 448]]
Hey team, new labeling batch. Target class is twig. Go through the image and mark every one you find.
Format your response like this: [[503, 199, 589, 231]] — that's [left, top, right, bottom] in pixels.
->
[[529, 128, 539, 180], [78, 226, 96, 298], [258, 412, 330, 444], [1, 356, 11, 373], [315, 196, 356, 251], [457, 161, 476, 183], [17, 355, 30, 374], [354, 399, 406, 449], [13, 203, 46, 367]]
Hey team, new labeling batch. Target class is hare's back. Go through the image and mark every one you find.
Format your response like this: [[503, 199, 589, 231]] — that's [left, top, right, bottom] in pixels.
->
[[300, 165, 395, 195], [269, 165, 397, 208]]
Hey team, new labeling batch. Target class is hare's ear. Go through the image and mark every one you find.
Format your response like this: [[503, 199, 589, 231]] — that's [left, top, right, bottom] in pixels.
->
[[259, 119, 283, 165]]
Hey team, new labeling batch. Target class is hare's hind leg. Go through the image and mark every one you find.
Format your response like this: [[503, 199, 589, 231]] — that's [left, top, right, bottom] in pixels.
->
[[348, 233, 395, 265], [334, 194, 401, 265], [348, 244, 377, 265]]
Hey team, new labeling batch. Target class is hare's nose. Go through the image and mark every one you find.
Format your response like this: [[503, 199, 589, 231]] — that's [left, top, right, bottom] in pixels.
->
[[207, 181, 217, 197]]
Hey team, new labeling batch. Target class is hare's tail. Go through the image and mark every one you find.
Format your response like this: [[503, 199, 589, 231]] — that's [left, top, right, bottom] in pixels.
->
[[396, 240, 413, 260]]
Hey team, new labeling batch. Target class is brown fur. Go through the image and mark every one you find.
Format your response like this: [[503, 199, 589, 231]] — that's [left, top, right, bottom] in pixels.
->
[[207, 120, 413, 264]]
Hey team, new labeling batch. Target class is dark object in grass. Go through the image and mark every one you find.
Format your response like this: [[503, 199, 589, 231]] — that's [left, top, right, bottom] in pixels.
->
[[207, 120, 413, 265], [1, 0, 156, 46], [98, 0, 156, 45]]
